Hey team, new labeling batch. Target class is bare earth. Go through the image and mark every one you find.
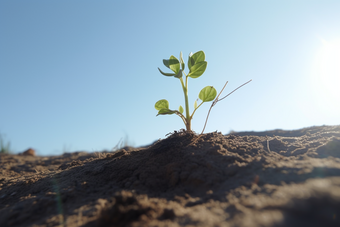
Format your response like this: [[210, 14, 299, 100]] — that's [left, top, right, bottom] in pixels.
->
[[1, 125, 340, 227]]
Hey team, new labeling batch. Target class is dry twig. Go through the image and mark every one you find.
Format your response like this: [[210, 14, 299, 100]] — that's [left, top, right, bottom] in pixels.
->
[[201, 79, 252, 134]]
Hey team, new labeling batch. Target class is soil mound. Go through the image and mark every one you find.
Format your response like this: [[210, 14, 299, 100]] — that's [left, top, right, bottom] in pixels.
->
[[1, 125, 340, 226]]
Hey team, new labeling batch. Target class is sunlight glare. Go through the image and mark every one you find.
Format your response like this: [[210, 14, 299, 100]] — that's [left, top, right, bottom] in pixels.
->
[[312, 38, 340, 97], [308, 37, 340, 119]]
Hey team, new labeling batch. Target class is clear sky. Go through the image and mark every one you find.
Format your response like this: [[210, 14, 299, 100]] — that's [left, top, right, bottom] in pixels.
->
[[1, 1, 339, 155]]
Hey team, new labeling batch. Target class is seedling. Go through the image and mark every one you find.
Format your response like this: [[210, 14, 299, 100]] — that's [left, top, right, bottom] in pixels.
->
[[155, 51, 216, 131], [155, 50, 252, 133]]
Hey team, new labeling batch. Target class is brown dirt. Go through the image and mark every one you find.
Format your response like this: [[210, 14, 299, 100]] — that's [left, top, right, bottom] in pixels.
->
[[1, 125, 340, 227]]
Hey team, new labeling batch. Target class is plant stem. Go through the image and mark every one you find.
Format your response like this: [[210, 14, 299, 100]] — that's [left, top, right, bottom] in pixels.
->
[[190, 101, 204, 120], [180, 76, 191, 131]]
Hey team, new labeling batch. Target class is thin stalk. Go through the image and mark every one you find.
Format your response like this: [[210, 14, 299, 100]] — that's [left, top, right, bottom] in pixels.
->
[[180, 76, 191, 131], [201, 79, 252, 134], [190, 101, 204, 121], [217, 79, 252, 102], [175, 111, 187, 125]]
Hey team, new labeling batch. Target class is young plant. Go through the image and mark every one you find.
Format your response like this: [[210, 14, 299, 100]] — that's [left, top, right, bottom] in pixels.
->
[[155, 51, 217, 131]]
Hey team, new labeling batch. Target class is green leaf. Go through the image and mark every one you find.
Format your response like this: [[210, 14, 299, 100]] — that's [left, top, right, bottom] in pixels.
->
[[155, 99, 177, 116], [194, 100, 197, 109], [168, 55, 180, 74], [163, 59, 170, 68], [192, 50, 205, 63], [180, 52, 185, 70], [199, 86, 217, 102], [179, 105, 184, 114], [188, 53, 194, 71], [160, 55, 180, 76], [174, 69, 183, 78], [158, 68, 176, 77], [155, 99, 169, 110], [188, 51, 205, 71], [188, 61, 207, 78], [157, 109, 176, 116]]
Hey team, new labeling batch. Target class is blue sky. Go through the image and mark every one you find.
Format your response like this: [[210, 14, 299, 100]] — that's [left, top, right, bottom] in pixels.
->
[[1, 1, 339, 155]]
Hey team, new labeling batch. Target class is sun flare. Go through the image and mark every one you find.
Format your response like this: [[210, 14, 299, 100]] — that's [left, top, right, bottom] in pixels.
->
[[312, 38, 340, 97]]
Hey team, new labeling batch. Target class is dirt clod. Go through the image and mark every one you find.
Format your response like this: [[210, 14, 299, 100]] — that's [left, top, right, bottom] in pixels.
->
[[22, 148, 36, 156]]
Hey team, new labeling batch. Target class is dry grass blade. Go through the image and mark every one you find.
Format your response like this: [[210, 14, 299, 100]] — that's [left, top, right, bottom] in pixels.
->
[[201, 79, 252, 134]]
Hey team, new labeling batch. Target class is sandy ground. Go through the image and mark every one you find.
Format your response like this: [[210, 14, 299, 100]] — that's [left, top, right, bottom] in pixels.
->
[[1, 125, 340, 227]]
